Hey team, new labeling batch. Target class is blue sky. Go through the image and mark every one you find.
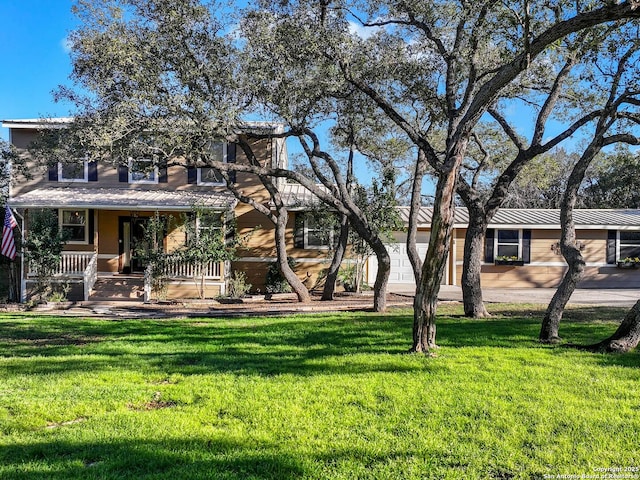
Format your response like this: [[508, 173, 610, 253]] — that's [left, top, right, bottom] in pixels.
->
[[0, 1, 78, 141]]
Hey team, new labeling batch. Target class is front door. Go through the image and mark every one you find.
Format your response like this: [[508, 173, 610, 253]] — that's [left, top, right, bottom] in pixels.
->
[[119, 216, 150, 274]]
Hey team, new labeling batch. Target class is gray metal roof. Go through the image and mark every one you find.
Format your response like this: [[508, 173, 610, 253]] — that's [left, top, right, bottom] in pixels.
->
[[280, 183, 329, 209], [397, 207, 640, 229], [9, 187, 237, 211]]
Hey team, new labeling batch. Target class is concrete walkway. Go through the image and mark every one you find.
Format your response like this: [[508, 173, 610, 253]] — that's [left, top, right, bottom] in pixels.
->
[[390, 285, 640, 307]]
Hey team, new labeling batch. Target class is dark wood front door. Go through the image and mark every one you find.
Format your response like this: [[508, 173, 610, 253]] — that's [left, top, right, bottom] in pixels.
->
[[119, 216, 150, 274]]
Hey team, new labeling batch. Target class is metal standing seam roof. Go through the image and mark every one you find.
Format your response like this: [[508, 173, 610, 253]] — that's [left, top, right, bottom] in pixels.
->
[[8, 187, 237, 211], [396, 207, 640, 229], [284, 187, 640, 228], [12, 184, 640, 228], [279, 183, 330, 209]]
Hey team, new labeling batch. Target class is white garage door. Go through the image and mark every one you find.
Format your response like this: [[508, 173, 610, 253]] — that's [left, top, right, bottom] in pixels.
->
[[367, 232, 432, 286], [386, 243, 429, 284]]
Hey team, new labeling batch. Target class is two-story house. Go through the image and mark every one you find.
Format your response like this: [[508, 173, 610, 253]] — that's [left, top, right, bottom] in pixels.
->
[[5, 118, 640, 303], [3, 118, 335, 302]]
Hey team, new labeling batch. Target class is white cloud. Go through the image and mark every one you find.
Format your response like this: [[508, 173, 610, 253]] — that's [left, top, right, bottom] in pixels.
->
[[61, 36, 73, 54], [348, 21, 378, 40]]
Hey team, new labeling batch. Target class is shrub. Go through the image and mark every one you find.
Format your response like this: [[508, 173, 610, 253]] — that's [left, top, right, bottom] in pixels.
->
[[226, 271, 251, 299], [265, 259, 296, 294]]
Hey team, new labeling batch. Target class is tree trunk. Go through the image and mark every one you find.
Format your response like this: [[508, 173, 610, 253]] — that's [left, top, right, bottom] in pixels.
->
[[411, 168, 458, 352], [412, 278, 437, 352], [582, 300, 640, 353], [321, 214, 349, 300], [461, 216, 491, 318], [371, 239, 390, 312], [275, 208, 311, 303], [407, 149, 428, 284], [539, 248, 584, 343], [540, 138, 603, 342]]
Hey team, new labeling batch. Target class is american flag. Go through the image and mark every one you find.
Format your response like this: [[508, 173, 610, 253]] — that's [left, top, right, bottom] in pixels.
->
[[2, 206, 18, 260]]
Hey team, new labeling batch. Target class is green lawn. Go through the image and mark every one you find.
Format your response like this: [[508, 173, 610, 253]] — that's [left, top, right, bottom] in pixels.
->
[[0, 305, 639, 479]]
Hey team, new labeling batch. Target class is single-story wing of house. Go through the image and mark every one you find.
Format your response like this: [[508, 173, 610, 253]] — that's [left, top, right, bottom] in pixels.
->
[[368, 207, 640, 290]]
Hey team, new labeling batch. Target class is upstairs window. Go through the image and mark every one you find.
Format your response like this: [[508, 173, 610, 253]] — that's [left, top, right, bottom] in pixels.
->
[[197, 143, 227, 186], [60, 209, 88, 244], [58, 160, 88, 182], [49, 160, 97, 182], [129, 158, 158, 184]]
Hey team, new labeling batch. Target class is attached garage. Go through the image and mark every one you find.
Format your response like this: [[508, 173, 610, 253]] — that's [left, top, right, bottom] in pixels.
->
[[367, 232, 442, 288]]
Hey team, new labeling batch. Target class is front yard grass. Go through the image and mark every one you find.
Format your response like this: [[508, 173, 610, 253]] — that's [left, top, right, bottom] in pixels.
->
[[0, 304, 639, 479]]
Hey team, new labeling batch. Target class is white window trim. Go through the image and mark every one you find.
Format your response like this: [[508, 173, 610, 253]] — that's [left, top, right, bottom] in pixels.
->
[[304, 219, 333, 250], [195, 214, 223, 239], [58, 160, 88, 182], [197, 143, 228, 186], [59, 209, 89, 245], [128, 158, 159, 184], [617, 231, 640, 260], [494, 228, 522, 259]]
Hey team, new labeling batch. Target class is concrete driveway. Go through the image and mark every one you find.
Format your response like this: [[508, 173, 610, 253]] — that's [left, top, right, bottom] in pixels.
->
[[388, 285, 640, 307]]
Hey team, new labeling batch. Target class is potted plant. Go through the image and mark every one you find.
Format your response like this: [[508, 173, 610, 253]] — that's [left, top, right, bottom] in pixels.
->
[[494, 255, 525, 266], [616, 257, 640, 269]]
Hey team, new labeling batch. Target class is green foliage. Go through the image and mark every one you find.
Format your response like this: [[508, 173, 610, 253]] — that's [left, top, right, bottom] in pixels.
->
[[337, 264, 362, 292], [0, 140, 25, 205], [583, 148, 640, 208], [503, 148, 581, 208], [24, 209, 70, 299], [0, 307, 639, 478], [265, 258, 295, 294], [140, 208, 242, 300], [225, 271, 252, 299]]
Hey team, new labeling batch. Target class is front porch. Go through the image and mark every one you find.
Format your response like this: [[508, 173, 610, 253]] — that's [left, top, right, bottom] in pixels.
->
[[25, 251, 226, 303], [10, 187, 238, 304]]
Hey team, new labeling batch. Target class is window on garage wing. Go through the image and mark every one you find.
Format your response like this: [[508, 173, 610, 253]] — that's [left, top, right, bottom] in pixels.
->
[[485, 228, 531, 263], [619, 231, 640, 259], [60, 209, 88, 243], [496, 229, 521, 258]]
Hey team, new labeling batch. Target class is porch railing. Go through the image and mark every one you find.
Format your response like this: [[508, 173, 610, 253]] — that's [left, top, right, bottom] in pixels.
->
[[144, 256, 223, 302], [28, 252, 96, 277], [158, 256, 222, 279]]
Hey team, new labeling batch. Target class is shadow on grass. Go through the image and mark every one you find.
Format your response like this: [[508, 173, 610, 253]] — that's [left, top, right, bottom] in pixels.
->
[[0, 437, 304, 480], [0, 306, 636, 376]]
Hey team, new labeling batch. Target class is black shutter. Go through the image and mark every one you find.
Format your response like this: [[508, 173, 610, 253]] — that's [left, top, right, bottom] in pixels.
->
[[607, 230, 617, 264], [88, 209, 95, 244], [158, 161, 168, 183], [227, 143, 237, 184], [294, 213, 305, 249], [118, 165, 128, 182], [88, 161, 98, 182], [522, 229, 532, 263], [187, 166, 197, 184], [48, 164, 58, 181], [484, 228, 495, 263]]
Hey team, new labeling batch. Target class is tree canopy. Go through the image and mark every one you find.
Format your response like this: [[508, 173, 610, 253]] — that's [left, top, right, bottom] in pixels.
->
[[55, 0, 640, 352]]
